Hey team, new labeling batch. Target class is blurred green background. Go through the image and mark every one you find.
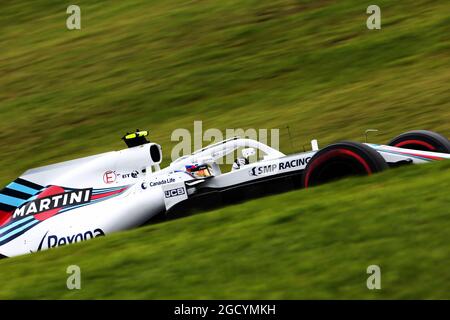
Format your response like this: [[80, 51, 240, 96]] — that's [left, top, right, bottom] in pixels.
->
[[0, 0, 449, 299], [1, 161, 450, 299], [1, 0, 449, 186]]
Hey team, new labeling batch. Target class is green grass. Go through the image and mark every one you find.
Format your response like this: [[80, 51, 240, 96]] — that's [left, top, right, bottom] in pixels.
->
[[1, 0, 450, 185], [1, 0, 450, 299], [1, 161, 449, 299]]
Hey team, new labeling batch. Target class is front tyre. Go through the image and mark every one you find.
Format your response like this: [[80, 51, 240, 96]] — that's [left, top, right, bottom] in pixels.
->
[[302, 141, 388, 188], [388, 130, 450, 153]]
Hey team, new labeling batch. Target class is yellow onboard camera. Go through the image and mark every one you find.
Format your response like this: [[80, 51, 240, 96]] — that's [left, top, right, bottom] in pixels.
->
[[122, 130, 150, 148]]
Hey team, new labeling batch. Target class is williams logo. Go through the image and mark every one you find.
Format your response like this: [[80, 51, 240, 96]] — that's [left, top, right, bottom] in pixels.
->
[[37, 228, 105, 251], [13, 186, 92, 221]]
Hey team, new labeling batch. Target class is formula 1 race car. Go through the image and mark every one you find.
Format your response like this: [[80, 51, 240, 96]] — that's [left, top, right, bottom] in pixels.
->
[[1, 130, 449, 258]]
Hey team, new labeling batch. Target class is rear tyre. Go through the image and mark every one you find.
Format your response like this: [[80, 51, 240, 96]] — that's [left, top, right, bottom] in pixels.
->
[[388, 130, 450, 153], [302, 141, 388, 188]]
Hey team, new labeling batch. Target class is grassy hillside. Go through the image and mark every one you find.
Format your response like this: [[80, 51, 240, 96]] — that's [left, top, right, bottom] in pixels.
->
[[1, 0, 450, 186], [1, 0, 450, 300], [0, 161, 449, 299]]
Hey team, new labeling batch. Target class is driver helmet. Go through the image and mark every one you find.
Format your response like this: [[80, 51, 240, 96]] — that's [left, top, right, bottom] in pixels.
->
[[185, 163, 212, 178]]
